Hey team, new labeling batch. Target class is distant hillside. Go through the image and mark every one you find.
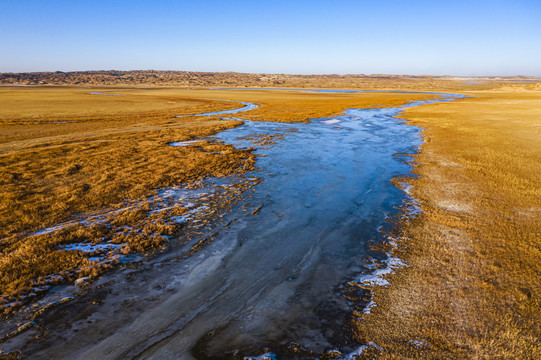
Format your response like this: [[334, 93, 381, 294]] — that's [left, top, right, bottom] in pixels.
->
[[1, 70, 539, 90]]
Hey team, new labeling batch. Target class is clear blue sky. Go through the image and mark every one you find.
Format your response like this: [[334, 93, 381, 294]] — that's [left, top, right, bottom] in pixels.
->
[[1, 0, 540, 75]]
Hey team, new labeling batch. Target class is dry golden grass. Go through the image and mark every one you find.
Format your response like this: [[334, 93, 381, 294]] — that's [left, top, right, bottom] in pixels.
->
[[0, 87, 254, 303], [137, 88, 443, 123], [4, 84, 538, 357], [0, 87, 438, 305], [0, 86, 241, 123], [354, 90, 541, 358]]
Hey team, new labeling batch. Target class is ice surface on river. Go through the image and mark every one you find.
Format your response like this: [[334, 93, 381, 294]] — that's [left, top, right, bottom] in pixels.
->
[[176, 99, 258, 117], [321, 118, 342, 125], [358, 256, 407, 287], [244, 353, 277, 360], [173, 95, 462, 356], [59, 242, 123, 253], [169, 140, 200, 147]]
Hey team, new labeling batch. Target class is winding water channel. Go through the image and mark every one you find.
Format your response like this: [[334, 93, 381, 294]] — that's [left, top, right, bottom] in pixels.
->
[[14, 91, 463, 359]]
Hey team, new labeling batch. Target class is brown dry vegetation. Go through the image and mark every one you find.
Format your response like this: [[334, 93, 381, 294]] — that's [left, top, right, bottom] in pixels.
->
[[200, 89, 443, 123], [0, 87, 255, 304], [0, 87, 254, 238], [354, 90, 541, 358], [121, 88, 442, 123], [1, 81, 540, 358]]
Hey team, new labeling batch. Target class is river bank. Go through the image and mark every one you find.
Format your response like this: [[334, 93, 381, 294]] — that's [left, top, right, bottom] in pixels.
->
[[353, 89, 541, 358]]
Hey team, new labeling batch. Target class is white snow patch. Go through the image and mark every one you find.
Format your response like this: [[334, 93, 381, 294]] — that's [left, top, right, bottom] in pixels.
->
[[321, 119, 342, 125], [169, 140, 200, 147], [358, 256, 405, 287], [34, 224, 64, 235], [354, 255, 408, 318], [363, 300, 377, 314], [60, 242, 123, 253], [340, 342, 382, 359], [75, 277, 89, 286], [358, 273, 390, 286], [402, 183, 413, 195]]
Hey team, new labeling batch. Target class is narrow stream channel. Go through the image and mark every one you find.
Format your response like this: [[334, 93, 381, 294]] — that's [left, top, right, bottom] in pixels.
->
[[11, 91, 463, 360]]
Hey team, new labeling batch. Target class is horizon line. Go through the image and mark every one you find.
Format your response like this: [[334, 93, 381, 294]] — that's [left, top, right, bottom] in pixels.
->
[[1, 69, 541, 79]]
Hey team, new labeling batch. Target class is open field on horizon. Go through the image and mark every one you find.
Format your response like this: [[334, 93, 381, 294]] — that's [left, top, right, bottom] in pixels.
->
[[0, 81, 540, 359]]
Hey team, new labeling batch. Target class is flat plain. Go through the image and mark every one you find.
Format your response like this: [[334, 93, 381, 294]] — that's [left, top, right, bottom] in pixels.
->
[[0, 75, 539, 359]]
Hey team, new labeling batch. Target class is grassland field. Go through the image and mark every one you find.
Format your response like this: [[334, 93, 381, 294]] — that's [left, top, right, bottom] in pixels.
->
[[352, 89, 541, 359], [0, 81, 540, 358]]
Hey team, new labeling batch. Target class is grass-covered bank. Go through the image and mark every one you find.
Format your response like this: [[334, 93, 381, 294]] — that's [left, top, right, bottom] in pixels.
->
[[354, 90, 541, 358]]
